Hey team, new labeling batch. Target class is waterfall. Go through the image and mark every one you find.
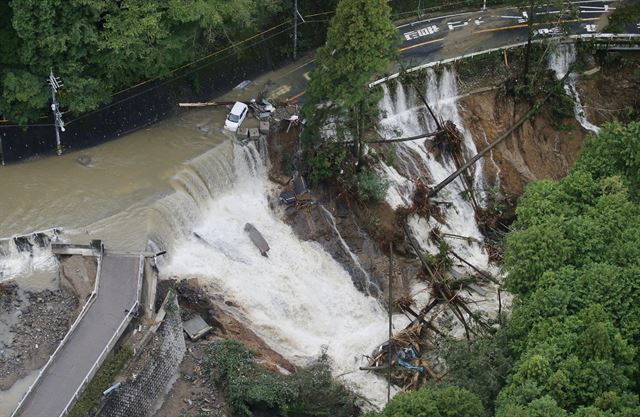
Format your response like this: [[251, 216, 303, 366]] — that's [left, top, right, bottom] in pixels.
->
[[319, 205, 381, 296], [0, 230, 60, 284], [548, 44, 600, 134], [153, 141, 409, 407], [378, 68, 490, 272]]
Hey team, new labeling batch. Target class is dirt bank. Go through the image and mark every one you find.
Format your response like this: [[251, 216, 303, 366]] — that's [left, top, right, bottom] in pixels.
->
[[577, 52, 640, 126], [267, 126, 421, 305], [458, 51, 640, 200], [460, 90, 586, 199], [0, 283, 78, 390]]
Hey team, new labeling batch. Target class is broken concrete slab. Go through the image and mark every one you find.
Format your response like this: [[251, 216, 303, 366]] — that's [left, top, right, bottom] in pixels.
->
[[259, 121, 270, 134], [182, 315, 212, 341], [236, 128, 249, 139]]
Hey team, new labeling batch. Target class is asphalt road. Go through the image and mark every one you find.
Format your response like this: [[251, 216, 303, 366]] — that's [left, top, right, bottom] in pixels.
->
[[274, 0, 636, 104], [15, 254, 140, 417], [397, 0, 630, 65]]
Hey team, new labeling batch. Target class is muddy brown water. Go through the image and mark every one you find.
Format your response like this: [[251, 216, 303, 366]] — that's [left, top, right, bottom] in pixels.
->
[[0, 57, 310, 416]]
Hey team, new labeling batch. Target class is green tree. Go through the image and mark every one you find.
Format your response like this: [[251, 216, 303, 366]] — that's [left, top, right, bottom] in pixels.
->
[[366, 386, 485, 417], [303, 0, 400, 171], [441, 333, 514, 413], [572, 122, 640, 200], [0, 0, 289, 123]]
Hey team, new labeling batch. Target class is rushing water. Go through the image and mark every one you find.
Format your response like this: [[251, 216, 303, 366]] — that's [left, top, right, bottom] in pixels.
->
[[158, 142, 409, 406], [378, 68, 490, 272], [548, 44, 601, 134]]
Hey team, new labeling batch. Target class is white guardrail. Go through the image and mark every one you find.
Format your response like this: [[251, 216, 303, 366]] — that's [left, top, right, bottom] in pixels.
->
[[370, 33, 640, 87], [10, 242, 104, 417], [58, 254, 144, 417]]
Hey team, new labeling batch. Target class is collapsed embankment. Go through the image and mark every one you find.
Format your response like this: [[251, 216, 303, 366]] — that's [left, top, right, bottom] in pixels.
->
[[265, 46, 639, 393]]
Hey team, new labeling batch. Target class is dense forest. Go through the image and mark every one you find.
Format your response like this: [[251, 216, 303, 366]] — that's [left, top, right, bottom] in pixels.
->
[[0, 0, 328, 124], [0, 0, 471, 124]]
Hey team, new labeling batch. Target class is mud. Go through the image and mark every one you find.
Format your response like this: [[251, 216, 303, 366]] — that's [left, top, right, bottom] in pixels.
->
[[576, 52, 640, 126], [460, 90, 586, 199]]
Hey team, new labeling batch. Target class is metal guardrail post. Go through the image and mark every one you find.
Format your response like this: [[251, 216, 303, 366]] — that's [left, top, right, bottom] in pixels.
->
[[58, 253, 142, 417], [369, 34, 640, 87]]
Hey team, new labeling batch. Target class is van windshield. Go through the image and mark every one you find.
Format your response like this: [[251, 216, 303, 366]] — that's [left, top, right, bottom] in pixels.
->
[[228, 113, 240, 123]]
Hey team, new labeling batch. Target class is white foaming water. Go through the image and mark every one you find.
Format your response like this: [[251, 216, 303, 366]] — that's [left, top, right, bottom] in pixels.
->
[[549, 44, 600, 134], [158, 141, 408, 407], [319, 205, 381, 296], [377, 68, 490, 272], [0, 231, 59, 287]]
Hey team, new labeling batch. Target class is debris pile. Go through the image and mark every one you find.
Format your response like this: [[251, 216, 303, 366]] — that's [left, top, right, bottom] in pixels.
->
[[0, 283, 78, 390]]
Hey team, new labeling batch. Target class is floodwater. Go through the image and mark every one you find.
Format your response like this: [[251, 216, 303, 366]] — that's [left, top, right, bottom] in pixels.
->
[[0, 108, 226, 249], [0, 57, 315, 415], [0, 54, 312, 250]]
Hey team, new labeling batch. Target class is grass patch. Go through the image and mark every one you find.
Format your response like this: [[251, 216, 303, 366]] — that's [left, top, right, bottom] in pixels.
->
[[67, 346, 132, 417], [204, 339, 360, 417]]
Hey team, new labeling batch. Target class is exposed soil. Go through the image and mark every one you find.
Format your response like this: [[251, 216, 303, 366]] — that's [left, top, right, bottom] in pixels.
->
[[460, 90, 586, 199], [0, 282, 78, 390], [154, 338, 228, 417], [577, 52, 640, 126], [458, 51, 640, 201]]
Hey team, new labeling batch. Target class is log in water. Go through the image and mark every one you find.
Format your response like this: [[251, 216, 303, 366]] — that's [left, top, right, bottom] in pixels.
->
[[244, 222, 270, 257]]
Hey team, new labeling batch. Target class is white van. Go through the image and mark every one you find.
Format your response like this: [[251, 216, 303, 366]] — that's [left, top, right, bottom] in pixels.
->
[[224, 102, 249, 132]]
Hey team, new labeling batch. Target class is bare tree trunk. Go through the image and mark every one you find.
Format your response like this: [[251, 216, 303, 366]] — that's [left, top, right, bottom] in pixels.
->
[[523, 0, 536, 85]]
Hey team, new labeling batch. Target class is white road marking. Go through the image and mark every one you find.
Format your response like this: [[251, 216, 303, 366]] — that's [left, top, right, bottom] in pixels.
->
[[534, 27, 562, 36], [404, 25, 440, 41], [448, 21, 469, 30], [585, 24, 597, 32]]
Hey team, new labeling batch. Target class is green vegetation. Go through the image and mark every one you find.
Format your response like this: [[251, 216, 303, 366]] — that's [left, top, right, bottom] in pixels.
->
[[0, 0, 294, 123], [203, 339, 359, 417], [371, 122, 640, 417], [67, 346, 132, 417], [356, 169, 390, 202], [302, 0, 399, 202], [604, 4, 640, 33], [364, 386, 486, 417]]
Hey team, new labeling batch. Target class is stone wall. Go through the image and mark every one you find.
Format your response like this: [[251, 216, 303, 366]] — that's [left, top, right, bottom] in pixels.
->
[[98, 296, 185, 417]]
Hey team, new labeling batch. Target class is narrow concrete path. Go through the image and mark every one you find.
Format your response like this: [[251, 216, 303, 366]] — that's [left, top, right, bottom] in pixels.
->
[[15, 254, 140, 417]]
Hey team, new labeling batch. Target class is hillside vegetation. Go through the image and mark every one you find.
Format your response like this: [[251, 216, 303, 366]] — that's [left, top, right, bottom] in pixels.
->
[[369, 122, 640, 417]]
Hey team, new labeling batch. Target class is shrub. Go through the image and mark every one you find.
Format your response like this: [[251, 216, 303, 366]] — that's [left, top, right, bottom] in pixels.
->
[[366, 386, 485, 417], [67, 346, 132, 417], [356, 169, 390, 202], [203, 339, 359, 417]]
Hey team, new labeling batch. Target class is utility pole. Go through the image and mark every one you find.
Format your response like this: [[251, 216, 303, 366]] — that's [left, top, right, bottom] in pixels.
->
[[293, 0, 298, 60], [48, 69, 65, 156], [293, 0, 305, 60], [387, 242, 393, 403]]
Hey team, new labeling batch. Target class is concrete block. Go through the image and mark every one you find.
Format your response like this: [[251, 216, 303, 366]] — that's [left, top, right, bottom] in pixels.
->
[[236, 128, 249, 138], [248, 128, 260, 139], [259, 121, 270, 134]]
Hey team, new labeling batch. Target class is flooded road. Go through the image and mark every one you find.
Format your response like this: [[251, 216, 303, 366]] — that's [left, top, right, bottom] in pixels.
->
[[0, 55, 311, 250], [0, 108, 227, 249]]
